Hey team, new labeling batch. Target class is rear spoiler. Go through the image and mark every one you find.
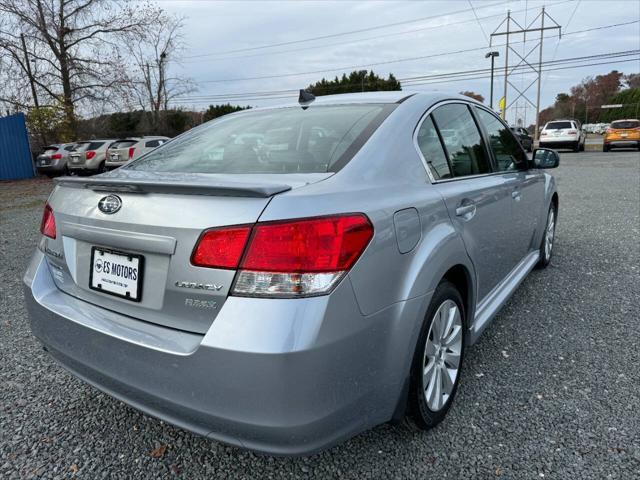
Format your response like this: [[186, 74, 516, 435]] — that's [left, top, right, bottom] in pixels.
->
[[54, 175, 291, 198]]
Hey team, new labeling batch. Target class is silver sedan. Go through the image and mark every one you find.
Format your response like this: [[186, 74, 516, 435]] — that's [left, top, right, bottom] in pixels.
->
[[24, 91, 559, 455]]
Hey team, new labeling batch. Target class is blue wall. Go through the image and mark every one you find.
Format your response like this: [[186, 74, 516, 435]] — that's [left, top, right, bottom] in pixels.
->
[[0, 113, 34, 180]]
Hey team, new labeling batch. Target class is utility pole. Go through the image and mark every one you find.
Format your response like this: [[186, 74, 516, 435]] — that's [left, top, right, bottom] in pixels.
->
[[20, 33, 47, 144], [485, 51, 500, 109], [490, 8, 561, 136]]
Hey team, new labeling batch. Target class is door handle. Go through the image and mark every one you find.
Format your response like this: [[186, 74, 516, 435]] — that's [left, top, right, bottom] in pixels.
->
[[455, 203, 476, 219]]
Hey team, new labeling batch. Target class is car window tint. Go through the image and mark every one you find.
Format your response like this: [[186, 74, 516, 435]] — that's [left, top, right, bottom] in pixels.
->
[[545, 121, 572, 130], [416, 116, 451, 180], [64, 145, 75, 151], [127, 105, 387, 174], [75, 142, 105, 151], [475, 108, 526, 172], [431, 104, 491, 177], [111, 140, 137, 149], [145, 140, 161, 148], [611, 120, 640, 129]]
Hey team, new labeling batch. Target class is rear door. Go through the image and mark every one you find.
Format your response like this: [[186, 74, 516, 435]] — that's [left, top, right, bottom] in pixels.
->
[[474, 107, 545, 264], [419, 102, 516, 300]]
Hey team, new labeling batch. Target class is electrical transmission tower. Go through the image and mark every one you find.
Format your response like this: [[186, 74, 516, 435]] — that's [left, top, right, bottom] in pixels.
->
[[490, 7, 561, 140]]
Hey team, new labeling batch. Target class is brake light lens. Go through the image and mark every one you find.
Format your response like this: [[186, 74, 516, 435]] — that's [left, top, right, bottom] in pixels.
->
[[86, 150, 96, 160], [40, 203, 56, 239], [567, 130, 577, 134], [128, 147, 136, 159], [191, 225, 252, 269], [51, 153, 62, 160], [191, 214, 373, 297]]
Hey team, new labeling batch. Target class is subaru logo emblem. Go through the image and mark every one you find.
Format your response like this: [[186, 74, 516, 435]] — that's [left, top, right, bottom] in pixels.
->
[[98, 195, 122, 214]]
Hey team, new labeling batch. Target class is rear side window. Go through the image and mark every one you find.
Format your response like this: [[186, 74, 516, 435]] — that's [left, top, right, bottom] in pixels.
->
[[110, 140, 137, 149], [416, 116, 451, 180], [127, 105, 389, 174], [475, 108, 526, 172], [545, 121, 572, 130], [145, 139, 165, 148], [75, 142, 105, 151], [431, 104, 491, 178], [42, 146, 58, 153], [611, 120, 640, 129]]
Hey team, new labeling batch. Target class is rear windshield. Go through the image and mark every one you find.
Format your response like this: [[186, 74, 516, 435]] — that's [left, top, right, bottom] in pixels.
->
[[110, 140, 137, 149], [42, 146, 59, 153], [610, 120, 640, 129], [127, 105, 389, 174], [74, 141, 105, 151], [545, 121, 573, 130]]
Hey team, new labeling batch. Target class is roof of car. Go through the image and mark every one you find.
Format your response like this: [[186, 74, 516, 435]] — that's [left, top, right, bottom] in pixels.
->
[[243, 91, 479, 112]]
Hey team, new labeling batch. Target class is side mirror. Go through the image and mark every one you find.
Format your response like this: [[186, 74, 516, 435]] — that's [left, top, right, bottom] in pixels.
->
[[533, 148, 560, 169]]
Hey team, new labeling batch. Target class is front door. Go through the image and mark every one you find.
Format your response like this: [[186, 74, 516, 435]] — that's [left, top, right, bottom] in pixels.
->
[[418, 103, 516, 301]]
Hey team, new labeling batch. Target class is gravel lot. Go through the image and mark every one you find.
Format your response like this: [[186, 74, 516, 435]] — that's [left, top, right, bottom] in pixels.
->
[[1, 151, 639, 479]]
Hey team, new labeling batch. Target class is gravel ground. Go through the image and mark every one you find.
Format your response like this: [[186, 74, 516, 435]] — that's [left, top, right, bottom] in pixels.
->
[[1, 151, 639, 479]]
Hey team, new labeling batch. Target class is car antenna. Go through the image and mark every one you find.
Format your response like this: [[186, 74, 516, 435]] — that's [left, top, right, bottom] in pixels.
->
[[298, 89, 315, 110]]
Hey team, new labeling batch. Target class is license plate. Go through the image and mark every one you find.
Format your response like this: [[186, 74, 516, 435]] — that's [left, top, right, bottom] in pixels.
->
[[553, 132, 561, 136], [89, 247, 144, 301], [111, 154, 120, 160]]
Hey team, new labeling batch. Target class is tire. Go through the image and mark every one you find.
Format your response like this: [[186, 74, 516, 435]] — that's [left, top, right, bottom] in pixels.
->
[[536, 203, 557, 269], [97, 161, 106, 174], [572, 142, 580, 152], [406, 281, 465, 430], [603, 144, 609, 152], [579, 141, 585, 152]]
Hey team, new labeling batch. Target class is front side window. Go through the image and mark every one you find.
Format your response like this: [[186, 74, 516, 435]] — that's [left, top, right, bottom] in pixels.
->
[[431, 104, 491, 178], [416, 116, 451, 180], [475, 108, 527, 172], [127, 105, 388, 174]]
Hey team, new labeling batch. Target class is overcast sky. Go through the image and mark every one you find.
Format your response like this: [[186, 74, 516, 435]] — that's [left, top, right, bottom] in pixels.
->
[[161, 0, 640, 125]]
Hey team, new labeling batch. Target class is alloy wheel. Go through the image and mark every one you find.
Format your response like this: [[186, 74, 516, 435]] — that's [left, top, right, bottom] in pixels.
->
[[545, 209, 555, 261], [422, 299, 463, 412]]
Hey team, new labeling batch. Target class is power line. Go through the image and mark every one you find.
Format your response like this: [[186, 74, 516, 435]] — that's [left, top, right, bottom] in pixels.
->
[[171, 58, 640, 106], [180, 0, 576, 65], [468, 0, 490, 44], [171, 50, 639, 104], [188, 20, 639, 85], [181, 0, 510, 60]]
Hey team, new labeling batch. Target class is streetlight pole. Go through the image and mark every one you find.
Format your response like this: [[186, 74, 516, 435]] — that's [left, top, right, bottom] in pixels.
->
[[485, 51, 500, 110]]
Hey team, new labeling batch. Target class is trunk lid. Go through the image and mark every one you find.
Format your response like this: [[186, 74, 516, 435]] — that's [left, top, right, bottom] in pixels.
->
[[42, 171, 331, 333]]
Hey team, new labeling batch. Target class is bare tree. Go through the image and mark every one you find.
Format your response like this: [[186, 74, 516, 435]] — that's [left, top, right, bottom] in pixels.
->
[[0, 0, 162, 139], [125, 13, 196, 132]]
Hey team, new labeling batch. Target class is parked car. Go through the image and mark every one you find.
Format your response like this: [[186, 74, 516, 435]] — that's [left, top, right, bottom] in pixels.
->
[[105, 136, 169, 169], [603, 119, 640, 151], [67, 139, 115, 174], [35, 143, 76, 177], [24, 91, 560, 456], [510, 126, 533, 152], [539, 120, 585, 151]]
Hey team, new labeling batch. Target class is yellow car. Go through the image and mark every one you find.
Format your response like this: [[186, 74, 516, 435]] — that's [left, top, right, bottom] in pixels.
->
[[603, 119, 640, 151]]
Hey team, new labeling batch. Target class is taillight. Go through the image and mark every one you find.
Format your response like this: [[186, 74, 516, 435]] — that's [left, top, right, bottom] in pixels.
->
[[191, 214, 373, 297], [191, 225, 252, 269], [86, 150, 96, 159], [128, 147, 136, 159], [40, 203, 56, 239], [51, 153, 62, 160], [567, 130, 577, 134]]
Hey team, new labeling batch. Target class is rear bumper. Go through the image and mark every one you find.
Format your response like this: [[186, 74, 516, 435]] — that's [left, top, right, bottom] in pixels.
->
[[604, 140, 639, 148], [23, 249, 423, 455], [539, 137, 579, 149]]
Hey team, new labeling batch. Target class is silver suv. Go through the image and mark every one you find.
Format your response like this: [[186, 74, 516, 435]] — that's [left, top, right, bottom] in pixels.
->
[[35, 143, 76, 177], [24, 92, 559, 455], [67, 139, 115, 174], [105, 136, 169, 169]]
